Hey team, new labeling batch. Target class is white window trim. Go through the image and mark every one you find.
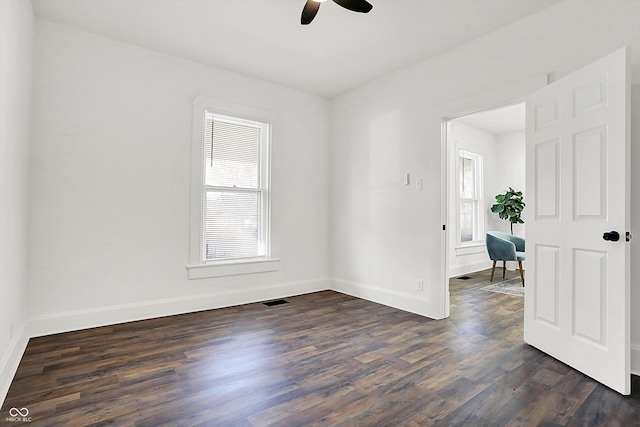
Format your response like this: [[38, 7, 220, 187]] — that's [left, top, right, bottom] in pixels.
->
[[187, 96, 280, 279], [454, 244, 486, 256], [456, 149, 484, 248]]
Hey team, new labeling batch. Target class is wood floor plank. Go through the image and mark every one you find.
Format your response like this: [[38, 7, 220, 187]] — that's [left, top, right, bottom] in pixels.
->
[[2, 268, 639, 426]]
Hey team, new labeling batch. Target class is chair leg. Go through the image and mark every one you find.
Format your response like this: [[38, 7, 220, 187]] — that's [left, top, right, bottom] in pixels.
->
[[503, 260, 506, 279], [518, 261, 525, 286], [490, 261, 496, 282]]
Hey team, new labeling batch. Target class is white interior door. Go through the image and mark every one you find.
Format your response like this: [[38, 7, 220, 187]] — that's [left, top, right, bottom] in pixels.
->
[[524, 47, 630, 395]]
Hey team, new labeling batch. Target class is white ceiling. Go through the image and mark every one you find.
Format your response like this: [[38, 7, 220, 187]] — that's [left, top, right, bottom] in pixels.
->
[[455, 103, 525, 135], [32, 0, 561, 98]]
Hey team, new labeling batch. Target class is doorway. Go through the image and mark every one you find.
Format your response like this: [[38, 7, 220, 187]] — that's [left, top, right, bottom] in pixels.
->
[[438, 49, 630, 394], [445, 103, 525, 284]]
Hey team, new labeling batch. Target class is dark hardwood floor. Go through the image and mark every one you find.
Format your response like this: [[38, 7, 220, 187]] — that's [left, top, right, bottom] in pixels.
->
[[2, 269, 639, 426]]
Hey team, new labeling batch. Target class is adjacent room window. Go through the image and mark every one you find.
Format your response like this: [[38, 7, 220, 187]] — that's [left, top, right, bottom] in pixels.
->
[[458, 150, 483, 244], [188, 96, 279, 279]]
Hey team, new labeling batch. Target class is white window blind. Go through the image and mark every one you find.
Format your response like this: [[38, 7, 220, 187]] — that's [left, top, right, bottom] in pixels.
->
[[458, 150, 483, 244], [203, 113, 269, 261]]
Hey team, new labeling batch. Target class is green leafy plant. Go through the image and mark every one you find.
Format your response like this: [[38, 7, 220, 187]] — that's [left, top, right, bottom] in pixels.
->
[[491, 187, 525, 235]]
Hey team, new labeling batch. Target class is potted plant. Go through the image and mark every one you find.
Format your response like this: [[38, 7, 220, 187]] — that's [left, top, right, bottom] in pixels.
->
[[491, 187, 525, 235]]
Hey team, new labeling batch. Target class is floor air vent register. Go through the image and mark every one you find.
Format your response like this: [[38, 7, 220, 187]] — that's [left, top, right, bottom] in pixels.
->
[[263, 299, 289, 307]]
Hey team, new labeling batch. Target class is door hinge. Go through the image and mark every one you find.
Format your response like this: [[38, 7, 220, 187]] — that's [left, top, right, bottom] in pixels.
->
[[627, 232, 632, 242], [442, 224, 446, 231]]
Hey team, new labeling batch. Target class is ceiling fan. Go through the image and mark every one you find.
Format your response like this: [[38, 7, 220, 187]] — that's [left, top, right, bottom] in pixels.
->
[[301, 0, 373, 25]]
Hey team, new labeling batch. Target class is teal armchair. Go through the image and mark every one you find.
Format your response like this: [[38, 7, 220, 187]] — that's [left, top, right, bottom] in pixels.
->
[[486, 231, 525, 286]]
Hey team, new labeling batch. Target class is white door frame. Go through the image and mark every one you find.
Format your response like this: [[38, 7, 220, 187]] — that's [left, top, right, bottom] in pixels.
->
[[439, 75, 548, 319]]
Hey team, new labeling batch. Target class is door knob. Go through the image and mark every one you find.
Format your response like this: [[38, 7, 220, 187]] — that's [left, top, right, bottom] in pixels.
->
[[603, 231, 620, 242]]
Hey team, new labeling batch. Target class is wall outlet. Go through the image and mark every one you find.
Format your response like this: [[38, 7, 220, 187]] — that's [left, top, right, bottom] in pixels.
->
[[415, 179, 423, 190], [417, 280, 424, 291]]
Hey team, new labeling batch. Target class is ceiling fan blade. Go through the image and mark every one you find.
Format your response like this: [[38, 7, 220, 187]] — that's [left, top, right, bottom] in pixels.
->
[[301, 0, 321, 25], [332, 0, 373, 13]]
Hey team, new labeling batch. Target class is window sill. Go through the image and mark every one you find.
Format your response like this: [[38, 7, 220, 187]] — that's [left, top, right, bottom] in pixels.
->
[[187, 258, 281, 279], [455, 243, 486, 256]]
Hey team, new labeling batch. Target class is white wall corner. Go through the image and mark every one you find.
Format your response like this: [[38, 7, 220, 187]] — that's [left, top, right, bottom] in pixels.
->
[[631, 343, 640, 376], [330, 278, 434, 319], [0, 321, 30, 407]]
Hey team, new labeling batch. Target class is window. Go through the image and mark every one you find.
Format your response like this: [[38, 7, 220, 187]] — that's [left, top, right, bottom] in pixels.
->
[[204, 113, 268, 261], [458, 150, 483, 244], [189, 96, 279, 279]]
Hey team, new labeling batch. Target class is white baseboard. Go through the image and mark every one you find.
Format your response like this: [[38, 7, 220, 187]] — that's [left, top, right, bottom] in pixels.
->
[[0, 321, 30, 406], [28, 278, 330, 338], [449, 260, 493, 278], [331, 278, 434, 318]]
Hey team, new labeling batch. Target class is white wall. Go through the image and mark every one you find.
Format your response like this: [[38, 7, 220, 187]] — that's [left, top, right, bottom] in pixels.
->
[[330, 0, 640, 359], [493, 130, 526, 238], [0, 0, 33, 403], [447, 121, 496, 277], [27, 19, 331, 335]]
